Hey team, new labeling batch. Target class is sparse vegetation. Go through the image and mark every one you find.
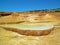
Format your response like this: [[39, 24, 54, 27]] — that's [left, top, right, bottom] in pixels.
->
[[26, 8, 60, 12]]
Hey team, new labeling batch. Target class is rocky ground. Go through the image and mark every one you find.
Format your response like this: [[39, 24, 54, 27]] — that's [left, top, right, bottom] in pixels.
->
[[0, 12, 60, 45], [0, 24, 60, 45]]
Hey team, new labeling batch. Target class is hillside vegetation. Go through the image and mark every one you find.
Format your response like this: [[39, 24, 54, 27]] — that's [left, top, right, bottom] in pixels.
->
[[27, 8, 60, 12]]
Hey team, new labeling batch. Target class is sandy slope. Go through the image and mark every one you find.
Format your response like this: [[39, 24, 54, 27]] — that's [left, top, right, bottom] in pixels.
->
[[0, 15, 24, 23], [0, 22, 60, 45], [0, 12, 60, 23], [0, 26, 60, 45], [0, 12, 60, 45]]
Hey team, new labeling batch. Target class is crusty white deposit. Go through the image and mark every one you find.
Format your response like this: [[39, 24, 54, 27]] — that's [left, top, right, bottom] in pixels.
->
[[0, 24, 53, 30]]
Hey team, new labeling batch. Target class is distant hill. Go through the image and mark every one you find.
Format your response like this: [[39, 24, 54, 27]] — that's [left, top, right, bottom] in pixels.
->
[[50, 8, 60, 12], [27, 8, 60, 12], [0, 8, 60, 13]]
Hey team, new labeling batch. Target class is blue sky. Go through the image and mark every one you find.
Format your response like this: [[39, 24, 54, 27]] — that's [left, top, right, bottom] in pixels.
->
[[0, 0, 60, 12]]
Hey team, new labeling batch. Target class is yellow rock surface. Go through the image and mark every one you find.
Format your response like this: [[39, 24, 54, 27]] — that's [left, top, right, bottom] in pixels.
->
[[0, 24, 60, 45]]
